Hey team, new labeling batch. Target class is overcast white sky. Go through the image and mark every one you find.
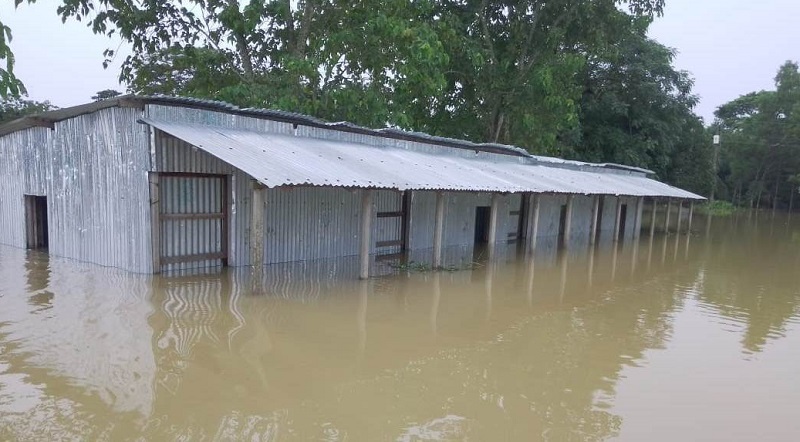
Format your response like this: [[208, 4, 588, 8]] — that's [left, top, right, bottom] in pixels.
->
[[2, 0, 799, 124]]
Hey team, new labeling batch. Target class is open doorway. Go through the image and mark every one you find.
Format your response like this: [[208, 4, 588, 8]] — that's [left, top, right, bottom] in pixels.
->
[[595, 196, 605, 243], [618, 204, 628, 241], [24, 195, 48, 249], [557, 204, 568, 247], [473, 205, 492, 261], [474, 206, 491, 245]]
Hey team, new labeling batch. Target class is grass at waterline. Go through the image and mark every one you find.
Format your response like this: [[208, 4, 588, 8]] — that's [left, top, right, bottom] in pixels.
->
[[389, 260, 483, 273], [695, 201, 737, 216]]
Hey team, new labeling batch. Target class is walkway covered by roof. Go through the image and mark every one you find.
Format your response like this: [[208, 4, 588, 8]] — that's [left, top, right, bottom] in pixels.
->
[[142, 118, 705, 200]]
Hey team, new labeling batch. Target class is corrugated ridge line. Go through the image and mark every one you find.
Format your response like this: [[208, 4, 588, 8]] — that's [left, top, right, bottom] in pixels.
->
[[140, 117, 705, 200]]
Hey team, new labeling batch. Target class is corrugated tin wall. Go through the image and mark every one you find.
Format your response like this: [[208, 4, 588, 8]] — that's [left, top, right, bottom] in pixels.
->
[[1, 102, 668, 274], [0, 127, 50, 248], [262, 187, 360, 264], [158, 175, 226, 272], [152, 132, 409, 267], [537, 195, 565, 239], [568, 195, 594, 246], [48, 107, 152, 272], [147, 105, 295, 135], [373, 189, 403, 256], [597, 196, 619, 244], [153, 130, 251, 270], [0, 108, 152, 273]]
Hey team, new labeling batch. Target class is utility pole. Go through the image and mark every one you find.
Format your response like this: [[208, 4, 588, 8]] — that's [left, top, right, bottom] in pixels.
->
[[709, 132, 721, 203]]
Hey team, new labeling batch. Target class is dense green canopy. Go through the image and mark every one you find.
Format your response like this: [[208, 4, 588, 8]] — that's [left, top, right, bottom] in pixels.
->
[[714, 61, 800, 209]]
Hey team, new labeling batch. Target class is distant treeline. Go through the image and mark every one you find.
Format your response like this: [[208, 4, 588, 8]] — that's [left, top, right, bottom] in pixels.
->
[[714, 62, 800, 211]]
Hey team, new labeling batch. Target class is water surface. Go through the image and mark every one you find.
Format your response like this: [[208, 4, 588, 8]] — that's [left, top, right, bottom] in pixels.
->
[[1, 213, 799, 441]]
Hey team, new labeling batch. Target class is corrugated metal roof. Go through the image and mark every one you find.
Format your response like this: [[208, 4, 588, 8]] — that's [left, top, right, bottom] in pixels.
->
[[0, 95, 531, 158], [141, 118, 704, 200]]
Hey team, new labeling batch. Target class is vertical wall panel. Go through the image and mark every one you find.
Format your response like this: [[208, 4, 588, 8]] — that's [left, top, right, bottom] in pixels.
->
[[158, 175, 226, 272], [373, 189, 403, 255], [153, 131, 252, 268], [597, 196, 619, 245], [537, 194, 566, 239], [261, 187, 362, 264], [0, 127, 50, 249], [31, 107, 153, 273], [561, 195, 593, 248]]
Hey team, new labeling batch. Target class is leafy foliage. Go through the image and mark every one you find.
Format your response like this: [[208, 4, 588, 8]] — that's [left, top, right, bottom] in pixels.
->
[[91, 89, 122, 101], [0, 97, 56, 125], [714, 61, 800, 209], [4, 0, 719, 196], [0, 17, 24, 99], [572, 18, 708, 190], [37, 0, 664, 142]]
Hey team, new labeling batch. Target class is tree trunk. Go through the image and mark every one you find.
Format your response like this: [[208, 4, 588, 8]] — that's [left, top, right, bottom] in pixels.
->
[[294, 0, 316, 58], [772, 175, 780, 215], [227, 0, 254, 78]]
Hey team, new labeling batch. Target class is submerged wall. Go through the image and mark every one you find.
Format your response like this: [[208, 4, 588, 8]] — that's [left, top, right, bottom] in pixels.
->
[[0, 101, 654, 274], [0, 107, 153, 273], [0, 126, 50, 248]]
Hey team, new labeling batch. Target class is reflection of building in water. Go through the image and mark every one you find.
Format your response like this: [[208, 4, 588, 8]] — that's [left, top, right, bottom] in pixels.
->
[[0, 96, 702, 280], [0, 246, 156, 421], [136, 239, 707, 440]]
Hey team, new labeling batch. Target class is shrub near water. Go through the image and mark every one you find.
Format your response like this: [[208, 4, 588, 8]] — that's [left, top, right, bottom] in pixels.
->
[[697, 201, 737, 216]]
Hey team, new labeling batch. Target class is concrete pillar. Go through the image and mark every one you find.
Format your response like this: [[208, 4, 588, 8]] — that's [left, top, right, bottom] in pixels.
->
[[430, 273, 441, 336], [687, 201, 694, 233], [562, 195, 574, 249], [589, 195, 600, 246], [432, 191, 445, 269], [526, 260, 536, 307], [526, 193, 540, 255], [484, 261, 494, 322], [613, 197, 623, 243], [488, 193, 500, 256], [359, 189, 374, 279], [649, 198, 657, 238], [558, 251, 568, 302], [357, 281, 368, 360], [676, 200, 684, 234], [634, 197, 644, 239], [611, 238, 619, 280], [664, 199, 672, 234], [250, 181, 266, 269], [149, 173, 161, 273]]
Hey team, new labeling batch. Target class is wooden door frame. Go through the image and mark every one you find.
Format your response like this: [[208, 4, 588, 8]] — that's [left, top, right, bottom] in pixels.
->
[[150, 172, 229, 273]]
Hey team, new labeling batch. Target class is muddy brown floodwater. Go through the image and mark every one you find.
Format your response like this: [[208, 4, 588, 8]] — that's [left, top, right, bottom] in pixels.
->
[[1, 213, 800, 441]]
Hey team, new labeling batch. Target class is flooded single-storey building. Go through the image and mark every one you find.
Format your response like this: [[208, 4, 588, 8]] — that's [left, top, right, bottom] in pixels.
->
[[0, 96, 703, 275]]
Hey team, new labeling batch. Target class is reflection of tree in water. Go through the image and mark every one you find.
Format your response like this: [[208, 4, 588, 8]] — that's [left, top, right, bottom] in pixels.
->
[[330, 269, 691, 441], [696, 220, 800, 353]]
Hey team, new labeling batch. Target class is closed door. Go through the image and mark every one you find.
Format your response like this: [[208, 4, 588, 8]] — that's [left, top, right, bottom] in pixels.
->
[[158, 173, 228, 271]]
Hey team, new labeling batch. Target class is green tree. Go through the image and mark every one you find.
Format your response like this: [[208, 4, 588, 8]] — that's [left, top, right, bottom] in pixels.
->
[[715, 61, 800, 209], [402, 0, 665, 151], [91, 89, 122, 101], [571, 19, 703, 182], [0, 17, 24, 99], [0, 97, 56, 125], [14, 0, 662, 142], [5, 0, 716, 194]]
